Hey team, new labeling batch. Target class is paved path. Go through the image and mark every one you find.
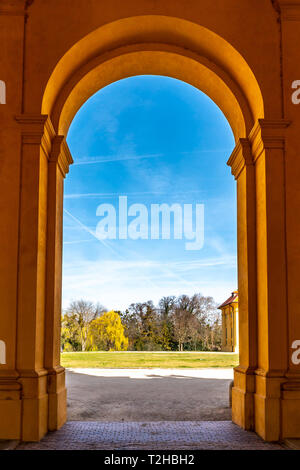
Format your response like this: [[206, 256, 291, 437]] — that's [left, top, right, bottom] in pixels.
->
[[17, 421, 284, 450], [66, 368, 233, 421]]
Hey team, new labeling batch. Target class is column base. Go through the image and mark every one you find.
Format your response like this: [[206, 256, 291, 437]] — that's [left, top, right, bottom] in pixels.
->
[[47, 367, 67, 431], [281, 381, 300, 439], [0, 379, 22, 440], [254, 372, 284, 441], [19, 372, 49, 442], [254, 372, 300, 441], [233, 367, 300, 441], [232, 366, 255, 430], [0, 369, 67, 441]]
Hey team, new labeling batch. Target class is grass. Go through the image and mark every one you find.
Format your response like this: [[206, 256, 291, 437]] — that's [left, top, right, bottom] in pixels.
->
[[61, 351, 239, 369]]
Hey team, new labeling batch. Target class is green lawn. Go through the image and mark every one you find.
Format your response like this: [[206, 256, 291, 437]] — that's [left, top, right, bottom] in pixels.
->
[[61, 351, 239, 369]]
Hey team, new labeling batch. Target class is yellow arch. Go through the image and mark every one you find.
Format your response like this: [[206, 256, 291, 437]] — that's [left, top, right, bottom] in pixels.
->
[[42, 16, 264, 141]]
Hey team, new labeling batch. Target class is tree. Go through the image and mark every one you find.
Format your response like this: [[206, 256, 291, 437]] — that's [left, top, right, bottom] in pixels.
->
[[64, 300, 104, 351], [61, 314, 81, 351], [123, 301, 161, 350], [140, 301, 160, 350], [158, 296, 176, 350], [171, 295, 199, 351], [172, 307, 195, 351], [159, 296, 176, 319], [88, 311, 128, 351], [192, 294, 221, 350], [120, 308, 141, 350]]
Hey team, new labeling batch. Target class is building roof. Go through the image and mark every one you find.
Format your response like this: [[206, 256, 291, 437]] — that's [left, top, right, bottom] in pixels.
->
[[218, 291, 238, 309]]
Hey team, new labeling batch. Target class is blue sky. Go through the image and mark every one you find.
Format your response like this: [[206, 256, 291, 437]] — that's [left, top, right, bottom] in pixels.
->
[[64, 75, 237, 311]]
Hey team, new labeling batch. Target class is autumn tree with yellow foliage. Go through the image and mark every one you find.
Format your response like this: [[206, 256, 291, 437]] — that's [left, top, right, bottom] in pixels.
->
[[88, 310, 128, 351]]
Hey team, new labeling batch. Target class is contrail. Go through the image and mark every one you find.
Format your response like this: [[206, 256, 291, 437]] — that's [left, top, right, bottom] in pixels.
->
[[63, 209, 120, 256]]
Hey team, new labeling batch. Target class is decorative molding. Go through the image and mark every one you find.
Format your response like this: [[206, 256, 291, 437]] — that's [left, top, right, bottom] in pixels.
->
[[0, 379, 21, 392], [0, 370, 19, 378], [285, 370, 300, 379], [234, 365, 257, 375], [46, 365, 65, 376], [15, 114, 56, 158], [17, 368, 48, 378], [255, 367, 287, 378], [248, 119, 291, 162], [278, 1, 300, 21], [282, 381, 300, 390], [15, 114, 73, 175], [49, 136, 73, 178], [0, 0, 26, 16], [227, 138, 253, 180]]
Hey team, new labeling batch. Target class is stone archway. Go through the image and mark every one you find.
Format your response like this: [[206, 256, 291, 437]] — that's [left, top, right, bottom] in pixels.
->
[[0, 0, 300, 443]]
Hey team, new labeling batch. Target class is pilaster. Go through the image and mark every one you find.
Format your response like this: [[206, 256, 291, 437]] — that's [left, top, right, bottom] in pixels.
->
[[227, 138, 257, 430], [14, 114, 54, 440], [248, 119, 300, 441], [45, 135, 72, 431]]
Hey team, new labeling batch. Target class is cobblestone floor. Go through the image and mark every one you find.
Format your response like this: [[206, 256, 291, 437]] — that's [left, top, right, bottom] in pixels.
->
[[17, 421, 285, 450]]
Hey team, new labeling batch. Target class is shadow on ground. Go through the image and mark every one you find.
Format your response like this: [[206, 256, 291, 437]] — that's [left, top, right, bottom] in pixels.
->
[[66, 369, 232, 421]]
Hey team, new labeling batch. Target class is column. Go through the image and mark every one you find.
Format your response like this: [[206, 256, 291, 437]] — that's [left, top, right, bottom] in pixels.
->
[[221, 311, 226, 350], [278, 0, 300, 439], [249, 119, 291, 441], [45, 135, 73, 431], [235, 304, 239, 353], [0, 0, 27, 440], [227, 138, 257, 430], [15, 114, 55, 441]]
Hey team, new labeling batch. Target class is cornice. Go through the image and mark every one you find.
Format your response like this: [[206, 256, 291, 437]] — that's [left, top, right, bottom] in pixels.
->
[[227, 138, 253, 180], [0, 0, 26, 16], [277, 1, 300, 20], [49, 135, 73, 178], [15, 114, 73, 174], [15, 113, 56, 158], [248, 119, 291, 162]]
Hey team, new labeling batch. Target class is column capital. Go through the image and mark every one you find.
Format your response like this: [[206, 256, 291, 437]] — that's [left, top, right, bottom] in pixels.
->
[[49, 135, 73, 178], [0, 0, 27, 16], [276, 0, 300, 21], [248, 119, 291, 163], [15, 113, 56, 157], [227, 138, 253, 179]]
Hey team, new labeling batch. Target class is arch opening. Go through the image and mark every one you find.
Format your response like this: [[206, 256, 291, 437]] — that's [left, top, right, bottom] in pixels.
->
[[61, 75, 238, 422]]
